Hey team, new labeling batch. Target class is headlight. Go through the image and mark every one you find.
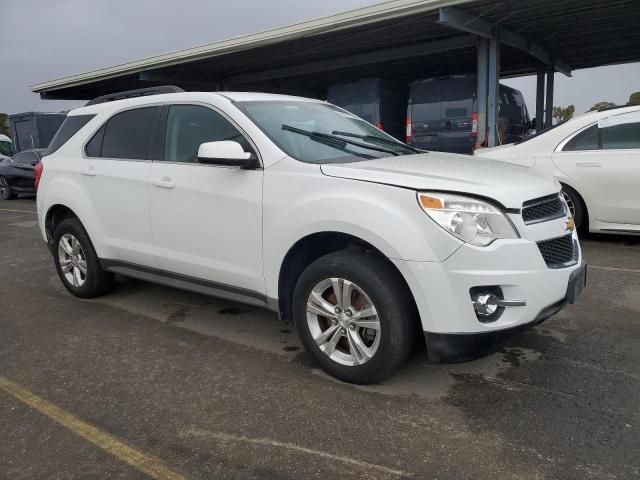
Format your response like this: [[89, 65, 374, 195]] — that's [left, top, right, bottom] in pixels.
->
[[417, 192, 519, 246]]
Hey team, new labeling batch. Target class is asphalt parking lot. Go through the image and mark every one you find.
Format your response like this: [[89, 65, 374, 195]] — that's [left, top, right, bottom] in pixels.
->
[[1, 198, 639, 479]]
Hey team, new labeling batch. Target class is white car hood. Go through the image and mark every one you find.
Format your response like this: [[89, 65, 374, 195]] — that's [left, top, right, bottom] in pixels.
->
[[321, 152, 559, 209]]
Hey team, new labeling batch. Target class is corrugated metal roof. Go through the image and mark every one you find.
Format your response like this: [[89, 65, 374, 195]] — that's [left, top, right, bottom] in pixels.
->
[[31, 0, 470, 93], [32, 0, 640, 100]]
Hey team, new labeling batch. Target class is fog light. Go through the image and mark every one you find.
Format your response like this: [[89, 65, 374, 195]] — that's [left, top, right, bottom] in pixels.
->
[[474, 294, 500, 316], [470, 286, 526, 323]]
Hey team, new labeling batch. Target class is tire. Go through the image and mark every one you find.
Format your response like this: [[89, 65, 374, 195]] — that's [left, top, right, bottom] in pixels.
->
[[0, 176, 15, 200], [53, 217, 114, 298], [561, 185, 586, 232], [293, 250, 416, 384]]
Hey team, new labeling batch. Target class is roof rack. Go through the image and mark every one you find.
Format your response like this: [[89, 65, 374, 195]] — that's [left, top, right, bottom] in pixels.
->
[[85, 85, 184, 106]]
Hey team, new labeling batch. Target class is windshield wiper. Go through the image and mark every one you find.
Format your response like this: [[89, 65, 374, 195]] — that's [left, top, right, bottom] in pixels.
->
[[331, 130, 423, 154], [282, 124, 400, 156]]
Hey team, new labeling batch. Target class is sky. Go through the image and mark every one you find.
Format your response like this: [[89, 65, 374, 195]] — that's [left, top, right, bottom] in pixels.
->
[[1, 0, 638, 116]]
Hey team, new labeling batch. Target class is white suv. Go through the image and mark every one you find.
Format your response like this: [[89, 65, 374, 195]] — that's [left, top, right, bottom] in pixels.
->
[[36, 89, 586, 383]]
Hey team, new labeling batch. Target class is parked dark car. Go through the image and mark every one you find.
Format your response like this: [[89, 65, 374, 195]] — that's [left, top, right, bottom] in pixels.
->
[[0, 149, 45, 200], [406, 75, 531, 154], [327, 78, 407, 141], [9, 112, 67, 153]]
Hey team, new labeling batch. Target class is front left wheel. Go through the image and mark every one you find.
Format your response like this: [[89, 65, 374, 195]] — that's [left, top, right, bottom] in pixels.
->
[[293, 250, 416, 384], [53, 217, 114, 298]]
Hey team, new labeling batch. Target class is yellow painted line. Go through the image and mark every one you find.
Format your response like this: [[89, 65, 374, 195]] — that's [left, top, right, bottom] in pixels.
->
[[589, 265, 640, 274], [184, 428, 412, 478], [0, 208, 37, 214], [0, 376, 187, 480]]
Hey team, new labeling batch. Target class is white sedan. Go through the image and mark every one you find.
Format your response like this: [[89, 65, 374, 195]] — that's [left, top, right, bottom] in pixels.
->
[[476, 106, 640, 234]]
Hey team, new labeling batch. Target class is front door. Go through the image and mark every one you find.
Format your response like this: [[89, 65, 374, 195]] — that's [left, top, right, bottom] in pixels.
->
[[148, 104, 264, 295]]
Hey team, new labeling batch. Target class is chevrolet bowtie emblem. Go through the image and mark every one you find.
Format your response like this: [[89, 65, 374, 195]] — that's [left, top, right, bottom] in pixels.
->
[[565, 216, 575, 232]]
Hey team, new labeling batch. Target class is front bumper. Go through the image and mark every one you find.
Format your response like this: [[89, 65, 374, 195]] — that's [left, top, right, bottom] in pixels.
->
[[392, 230, 584, 337], [425, 263, 586, 362]]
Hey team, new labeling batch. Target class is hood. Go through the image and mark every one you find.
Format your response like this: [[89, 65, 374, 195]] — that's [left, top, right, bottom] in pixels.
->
[[320, 152, 559, 209]]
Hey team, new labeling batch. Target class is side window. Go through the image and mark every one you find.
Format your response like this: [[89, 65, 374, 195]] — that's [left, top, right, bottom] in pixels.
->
[[563, 125, 599, 151], [601, 122, 640, 150], [163, 105, 252, 163], [85, 125, 105, 157], [45, 114, 95, 155], [99, 107, 161, 160]]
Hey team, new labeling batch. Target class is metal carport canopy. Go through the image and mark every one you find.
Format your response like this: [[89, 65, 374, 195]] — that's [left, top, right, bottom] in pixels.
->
[[32, 0, 640, 100]]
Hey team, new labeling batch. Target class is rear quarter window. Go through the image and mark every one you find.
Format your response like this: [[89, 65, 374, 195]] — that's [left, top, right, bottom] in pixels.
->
[[45, 115, 95, 155], [563, 125, 599, 151]]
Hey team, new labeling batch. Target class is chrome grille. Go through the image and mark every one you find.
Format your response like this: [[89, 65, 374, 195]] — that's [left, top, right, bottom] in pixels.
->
[[522, 194, 565, 224], [537, 234, 576, 268]]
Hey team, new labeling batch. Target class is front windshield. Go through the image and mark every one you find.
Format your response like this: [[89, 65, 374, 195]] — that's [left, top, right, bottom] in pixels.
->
[[235, 100, 415, 164], [0, 141, 14, 157]]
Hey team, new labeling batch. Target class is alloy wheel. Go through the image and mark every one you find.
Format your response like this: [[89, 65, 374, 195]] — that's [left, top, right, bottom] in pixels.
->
[[306, 277, 380, 366], [57, 233, 88, 288], [0, 177, 9, 199]]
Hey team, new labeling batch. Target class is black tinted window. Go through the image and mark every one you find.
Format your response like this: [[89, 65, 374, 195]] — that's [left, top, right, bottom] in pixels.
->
[[164, 105, 250, 163], [45, 114, 94, 155], [101, 107, 160, 160], [85, 125, 105, 157], [411, 82, 442, 122], [601, 122, 640, 150], [563, 125, 599, 151]]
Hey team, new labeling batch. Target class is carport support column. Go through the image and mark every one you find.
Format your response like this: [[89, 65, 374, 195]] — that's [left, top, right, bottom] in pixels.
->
[[544, 67, 555, 128], [487, 30, 500, 147], [535, 65, 545, 131], [475, 39, 489, 148]]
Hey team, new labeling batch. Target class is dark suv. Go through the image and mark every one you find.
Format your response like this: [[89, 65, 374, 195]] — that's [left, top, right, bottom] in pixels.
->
[[407, 75, 531, 154], [327, 78, 407, 141]]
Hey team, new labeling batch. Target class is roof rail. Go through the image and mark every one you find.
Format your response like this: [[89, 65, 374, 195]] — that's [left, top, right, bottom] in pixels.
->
[[85, 85, 184, 106]]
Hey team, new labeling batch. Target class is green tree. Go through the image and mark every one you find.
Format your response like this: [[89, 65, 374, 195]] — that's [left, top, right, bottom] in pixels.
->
[[0, 113, 9, 137], [552, 105, 575, 124], [588, 101, 616, 112], [627, 92, 640, 106]]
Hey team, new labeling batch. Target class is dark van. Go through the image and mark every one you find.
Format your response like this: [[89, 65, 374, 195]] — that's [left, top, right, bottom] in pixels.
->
[[327, 78, 407, 141], [406, 75, 531, 154]]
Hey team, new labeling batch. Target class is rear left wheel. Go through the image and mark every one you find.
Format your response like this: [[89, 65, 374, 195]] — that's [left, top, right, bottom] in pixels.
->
[[53, 217, 114, 298]]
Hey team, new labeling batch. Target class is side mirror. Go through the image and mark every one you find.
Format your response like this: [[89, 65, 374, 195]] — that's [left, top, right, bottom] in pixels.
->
[[197, 141, 256, 167]]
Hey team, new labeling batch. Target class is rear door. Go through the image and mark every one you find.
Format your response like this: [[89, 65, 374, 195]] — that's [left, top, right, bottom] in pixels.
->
[[82, 106, 160, 266], [409, 79, 443, 149], [440, 77, 475, 153], [13, 118, 36, 151], [553, 113, 640, 225], [499, 86, 528, 144]]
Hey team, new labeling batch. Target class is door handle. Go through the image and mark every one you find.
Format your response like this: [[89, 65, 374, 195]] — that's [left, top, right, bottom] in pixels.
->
[[576, 162, 602, 168], [152, 177, 175, 189], [81, 167, 96, 176]]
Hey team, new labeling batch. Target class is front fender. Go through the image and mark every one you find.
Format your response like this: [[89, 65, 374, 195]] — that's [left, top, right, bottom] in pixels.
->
[[262, 159, 461, 298]]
